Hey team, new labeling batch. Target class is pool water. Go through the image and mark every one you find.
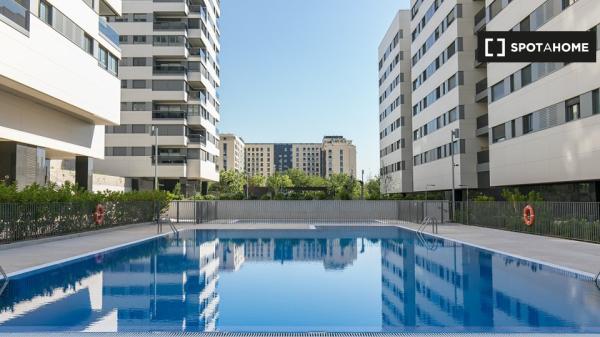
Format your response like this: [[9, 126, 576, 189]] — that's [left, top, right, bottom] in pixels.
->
[[1, 226, 599, 333]]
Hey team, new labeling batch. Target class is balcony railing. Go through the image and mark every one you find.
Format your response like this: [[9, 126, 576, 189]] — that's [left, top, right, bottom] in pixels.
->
[[152, 111, 186, 119], [153, 64, 187, 74], [477, 150, 490, 164], [153, 21, 187, 31], [188, 134, 206, 144], [99, 18, 120, 47], [475, 78, 488, 95], [0, 0, 29, 31], [189, 90, 207, 103], [474, 7, 486, 27]]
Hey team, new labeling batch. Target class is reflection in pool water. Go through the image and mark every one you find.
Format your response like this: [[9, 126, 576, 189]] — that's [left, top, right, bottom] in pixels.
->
[[0, 227, 599, 333]]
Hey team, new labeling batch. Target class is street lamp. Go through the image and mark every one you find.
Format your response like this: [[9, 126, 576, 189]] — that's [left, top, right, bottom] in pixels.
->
[[450, 128, 460, 221], [458, 184, 470, 224], [152, 125, 159, 191], [425, 184, 436, 216]]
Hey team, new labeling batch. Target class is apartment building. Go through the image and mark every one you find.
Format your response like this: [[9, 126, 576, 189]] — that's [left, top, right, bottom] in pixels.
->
[[378, 10, 413, 194], [0, 0, 122, 190], [486, 0, 600, 199], [95, 0, 221, 195], [218, 133, 245, 172], [243, 136, 357, 178], [409, 0, 488, 195]]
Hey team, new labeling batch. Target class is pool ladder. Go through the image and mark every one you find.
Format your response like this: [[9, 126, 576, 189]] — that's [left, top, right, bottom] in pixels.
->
[[417, 216, 440, 251], [0, 264, 7, 296], [158, 216, 180, 237], [595, 271, 600, 291]]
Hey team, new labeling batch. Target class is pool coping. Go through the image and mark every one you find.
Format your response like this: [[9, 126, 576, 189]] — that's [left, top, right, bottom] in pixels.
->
[[392, 222, 597, 280]]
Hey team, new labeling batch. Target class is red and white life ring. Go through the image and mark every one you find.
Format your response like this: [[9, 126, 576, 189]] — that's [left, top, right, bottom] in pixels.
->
[[523, 204, 535, 226], [93, 204, 106, 225]]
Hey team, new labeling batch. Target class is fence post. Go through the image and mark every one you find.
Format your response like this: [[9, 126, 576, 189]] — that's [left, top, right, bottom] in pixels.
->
[[176, 201, 180, 223]]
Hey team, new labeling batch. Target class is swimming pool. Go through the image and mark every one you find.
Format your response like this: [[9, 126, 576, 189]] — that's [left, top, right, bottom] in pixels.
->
[[1, 226, 599, 333]]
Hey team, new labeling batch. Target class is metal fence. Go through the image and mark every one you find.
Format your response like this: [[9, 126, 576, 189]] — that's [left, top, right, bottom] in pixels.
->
[[455, 201, 600, 243], [164, 200, 450, 224], [0, 201, 158, 244]]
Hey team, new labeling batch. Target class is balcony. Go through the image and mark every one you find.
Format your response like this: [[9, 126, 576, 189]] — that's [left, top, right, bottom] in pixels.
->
[[153, 64, 187, 75], [99, 17, 120, 48], [188, 134, 206, 145], [476, 114, 489, 137], [153, 21, 187, 31], [188, 90, 207, 103], [152, 111, 186, 119], [475, 78, 488, 103], [0, 0, 29, 32], [474, 7, 486, 33], [477, 150, 490, 172]]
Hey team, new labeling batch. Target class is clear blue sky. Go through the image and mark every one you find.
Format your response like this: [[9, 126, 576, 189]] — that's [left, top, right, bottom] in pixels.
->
[[218, 0, 410, 178]]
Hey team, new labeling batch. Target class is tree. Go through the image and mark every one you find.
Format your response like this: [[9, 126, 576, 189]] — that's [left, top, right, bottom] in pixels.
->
[[365, 177, 381, 200], [328, 173, 360, 200], [285, 169, 311, 187], [247, 175, 266, 188], [266, 173, 293, 194], [214, 170, 245, 196]]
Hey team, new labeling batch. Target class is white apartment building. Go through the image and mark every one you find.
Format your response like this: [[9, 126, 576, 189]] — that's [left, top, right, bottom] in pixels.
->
[[409, 0, 488, 194], [243, 136, 357, 178], [378, 10, 413, 194], [218, 133, 245, 172], [486, 0, 600, 198], [0, 0, 122, 190], [95, 0, 221, 195]]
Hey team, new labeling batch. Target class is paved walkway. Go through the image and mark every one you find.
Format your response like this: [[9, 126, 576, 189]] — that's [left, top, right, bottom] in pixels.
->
[[1, 221, 599, 276]]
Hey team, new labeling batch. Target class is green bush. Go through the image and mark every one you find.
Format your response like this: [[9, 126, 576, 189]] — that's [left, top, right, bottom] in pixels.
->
[[0, 182, 171, 243]]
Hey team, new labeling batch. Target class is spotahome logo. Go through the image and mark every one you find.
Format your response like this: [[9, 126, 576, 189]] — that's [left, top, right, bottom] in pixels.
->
[[477, 31, 597, 63]]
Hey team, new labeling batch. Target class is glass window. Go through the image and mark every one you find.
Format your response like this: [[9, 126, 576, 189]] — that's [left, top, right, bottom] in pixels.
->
[[565, 97, 580, 122], [113, 147, 127, 156], [133, 14, 147, 22], [132, 80, 146, 89], [593, 89, 599, 115], [39, 1, 52, 25], [108, 54, 118, 75], [492, 125, 506, 143], [523, 113, 533, 134], [491, 81, 505, 102], [83, 34, 93, 55], [132, 102, 147, 111], [131, 125, 147, 133], [521, 65, 532, 87], [133, 35, 146, 44], [98, 47, 108, 69], [132, 58, 146, 66], [519, 16, 530, 32]]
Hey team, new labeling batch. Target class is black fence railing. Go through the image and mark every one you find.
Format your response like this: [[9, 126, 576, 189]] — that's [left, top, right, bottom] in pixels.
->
[[0, 201, 160, 244], [455, 201, 600, 243]]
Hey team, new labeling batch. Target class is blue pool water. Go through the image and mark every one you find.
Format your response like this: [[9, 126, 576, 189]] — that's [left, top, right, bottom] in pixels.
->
[[1, 226, 599, 333]]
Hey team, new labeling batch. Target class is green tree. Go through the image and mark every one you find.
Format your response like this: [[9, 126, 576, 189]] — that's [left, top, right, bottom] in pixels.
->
[[247, 175, 266, 188], [328, 173, 360, 200], [213, 170, 246, 196], [285, 169, 311, 187], [365, 176, 381, 200], [266, 173, 293, 194]]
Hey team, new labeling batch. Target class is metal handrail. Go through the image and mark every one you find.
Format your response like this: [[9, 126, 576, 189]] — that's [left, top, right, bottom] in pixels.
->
[[595, 271, 600, 291], [417, 217, 439, 251], [0, 265, 8, 296]]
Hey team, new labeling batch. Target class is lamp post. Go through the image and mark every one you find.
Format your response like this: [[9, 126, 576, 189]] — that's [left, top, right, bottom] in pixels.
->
[[360, 169, 365, 200], [450, 128, 460, 221], [458, 184, 470, 224], [152, 125, 159, 191]]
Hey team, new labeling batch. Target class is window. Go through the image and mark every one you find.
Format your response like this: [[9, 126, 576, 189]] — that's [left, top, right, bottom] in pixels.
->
[[491, 81, 505, 102], [108, 54, 118, 75], [131, 147, 147, 156], [492, 125, 506, 143], [593, 89, 599, 115], [39, 1, 52, 25], [132, 102, 147, 111], [131, 125, 146, 133], [511, 119, 516, 138], [98, 47, 108, 69], [523, 113, 533, 134], [83, 34, 93, 55], [121, 80, 127, 88], [132, 58, 147, 66], [113, 147, 127, 156], [519, 16, 530, 32], [133, 14, 147, 22], [562, 0, 577, 10], [132, 80, 146, 89], [521, 65, 532, 87], [133, 35, 147, 44], [565, 97, 580, 122]]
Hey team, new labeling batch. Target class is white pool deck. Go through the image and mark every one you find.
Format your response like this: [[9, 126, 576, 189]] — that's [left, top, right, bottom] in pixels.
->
[[0, 221, 599, 277]]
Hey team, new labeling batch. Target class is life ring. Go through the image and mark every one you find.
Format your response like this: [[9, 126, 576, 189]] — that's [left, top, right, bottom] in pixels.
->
[[523, 205, 535, 226], [93, 204, 106, 225]]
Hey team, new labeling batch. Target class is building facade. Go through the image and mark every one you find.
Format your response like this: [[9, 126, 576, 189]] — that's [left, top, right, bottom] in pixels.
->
[[218, 133, 245, 172], [486, 0, 600, 199], [378, 10, 413, 194], [242, 136, 357, 178], [0, 0, 122, 190], [95, 0, 221, 195]]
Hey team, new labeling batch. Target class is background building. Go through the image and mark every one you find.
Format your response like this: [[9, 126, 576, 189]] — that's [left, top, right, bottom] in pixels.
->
[[378, 10, 413, 194], [486, 0, 600, 201], [218, 133, 245, 172], [240, 136, 357, 178], [95, 0, 222, 195], [0, 0, 122, 190]]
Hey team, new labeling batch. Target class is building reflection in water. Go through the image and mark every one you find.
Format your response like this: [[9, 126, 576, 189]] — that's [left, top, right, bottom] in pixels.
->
[[1, 228, 600, 333]]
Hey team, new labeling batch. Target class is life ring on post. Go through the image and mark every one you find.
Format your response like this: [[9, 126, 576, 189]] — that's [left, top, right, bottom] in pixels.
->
[[94, 204, 106, 225], [523, 204, 535, 226]]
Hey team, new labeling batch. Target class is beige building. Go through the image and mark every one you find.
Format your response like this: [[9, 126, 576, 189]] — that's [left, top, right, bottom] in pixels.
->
[[378, 10, 413, 194], [242, 136, 357, 178], [218, 133, 245, 172], [95, 0, 221, 195], [0, 0, 122, 190]]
